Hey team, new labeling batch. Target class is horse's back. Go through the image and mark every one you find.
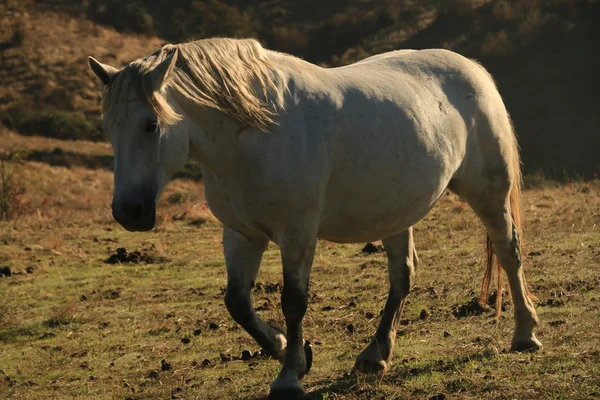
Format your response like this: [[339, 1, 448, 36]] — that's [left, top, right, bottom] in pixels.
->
[[240, 49, 511, 243], [308, 50, 509, 241]]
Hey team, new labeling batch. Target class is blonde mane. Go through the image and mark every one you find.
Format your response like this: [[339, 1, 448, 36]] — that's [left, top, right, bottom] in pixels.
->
[[103, 38, 286, 131]]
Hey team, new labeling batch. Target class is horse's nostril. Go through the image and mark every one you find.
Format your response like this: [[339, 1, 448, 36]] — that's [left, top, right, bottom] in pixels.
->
[[123, 203, 144, 221]]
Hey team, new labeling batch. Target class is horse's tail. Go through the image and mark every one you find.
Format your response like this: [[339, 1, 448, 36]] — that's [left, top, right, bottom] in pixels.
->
[[479, 119, 533, 317]]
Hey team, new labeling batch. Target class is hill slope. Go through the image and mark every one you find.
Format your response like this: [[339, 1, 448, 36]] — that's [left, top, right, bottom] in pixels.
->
[[0, 0, 163, 139], [1, 0, 599, 177]]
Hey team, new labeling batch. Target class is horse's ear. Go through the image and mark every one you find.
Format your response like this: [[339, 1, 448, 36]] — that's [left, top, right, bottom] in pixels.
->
[[88, 57, 119, 86], [147, 49, 178, 92]]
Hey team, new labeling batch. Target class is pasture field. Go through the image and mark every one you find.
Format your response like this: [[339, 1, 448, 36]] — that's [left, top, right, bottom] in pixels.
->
[[1, 131, 600, 399]]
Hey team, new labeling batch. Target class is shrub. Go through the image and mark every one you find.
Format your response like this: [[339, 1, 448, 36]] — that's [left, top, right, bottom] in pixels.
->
[[172, 0, 255, 39], [1, 108, 103, 142], [0, 151, 27, 221], [267, 26, 309, 54], [9, 22, 25, 47], [87, 1, 154, 35]]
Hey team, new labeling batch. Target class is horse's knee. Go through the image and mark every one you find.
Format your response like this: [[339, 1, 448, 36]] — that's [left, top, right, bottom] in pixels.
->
[[281, 280, 308, 323], [391, 257, 416, 295], [224, 287, 252, 325]]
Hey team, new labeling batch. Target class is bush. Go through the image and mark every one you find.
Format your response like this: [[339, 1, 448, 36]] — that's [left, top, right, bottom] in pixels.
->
[[267, 26, 309, 54], [1, 108, 103, 142], [87, 1, 155, 35], [9, 22, 26, 47], [0, 151, 27, 221], [171, 0, 256, 39]]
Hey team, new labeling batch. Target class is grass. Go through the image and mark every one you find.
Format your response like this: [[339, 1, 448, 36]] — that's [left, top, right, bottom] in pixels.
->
[[1, 132, 600, 399]]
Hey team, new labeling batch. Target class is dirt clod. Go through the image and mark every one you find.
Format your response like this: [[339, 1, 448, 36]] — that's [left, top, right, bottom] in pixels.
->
[[548, 319, 566, 327], [361, 243, 385, 254], [541, 298, 565, 307], [346, 323, 355, 333], [420, 309, 430, 320], [193, 329, 202, 336], [451, 297, 488, 318], [161, 359, 172, 371], [365, 311, 375, 319], [40, 332, 56, 339], [201, 359, 211, 367], [253, 282, 282, 293], [429, 395, 446, 400], [102, 289, 120, 299], [105, 247, 164, 264], [181, 337, 191, 344]]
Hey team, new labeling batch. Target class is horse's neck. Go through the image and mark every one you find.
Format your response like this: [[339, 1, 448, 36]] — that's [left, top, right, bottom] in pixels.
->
[[170, 92, 241, 179]]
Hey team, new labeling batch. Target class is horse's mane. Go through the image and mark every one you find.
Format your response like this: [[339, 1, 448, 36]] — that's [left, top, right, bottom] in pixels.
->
[[102, 38, 286, 131]]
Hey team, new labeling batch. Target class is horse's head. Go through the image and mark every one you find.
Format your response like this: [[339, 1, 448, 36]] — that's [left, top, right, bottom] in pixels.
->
[[88, 49, 189, 231]]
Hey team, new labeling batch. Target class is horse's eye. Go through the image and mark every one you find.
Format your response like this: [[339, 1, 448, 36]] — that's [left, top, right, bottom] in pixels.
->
[[145, 121, 158, 133]]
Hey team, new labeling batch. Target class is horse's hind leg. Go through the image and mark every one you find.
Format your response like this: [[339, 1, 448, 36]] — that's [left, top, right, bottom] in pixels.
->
[[355, 228, 416, 373], [452, 178, 541, 352], [474, 204, 541, 351], [223, 227, 287, 358]]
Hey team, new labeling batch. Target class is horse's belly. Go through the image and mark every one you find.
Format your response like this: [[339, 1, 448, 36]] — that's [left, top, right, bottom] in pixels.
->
[[317, 179, 447, 243]]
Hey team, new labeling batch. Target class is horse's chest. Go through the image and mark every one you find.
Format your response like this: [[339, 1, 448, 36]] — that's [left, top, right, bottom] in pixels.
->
[[203, 176, 290, 239]]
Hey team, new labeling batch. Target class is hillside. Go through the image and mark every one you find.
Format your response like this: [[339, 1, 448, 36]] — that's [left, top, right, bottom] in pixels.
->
[[1, 0, 599, 177], [0, 0, 163, 140]]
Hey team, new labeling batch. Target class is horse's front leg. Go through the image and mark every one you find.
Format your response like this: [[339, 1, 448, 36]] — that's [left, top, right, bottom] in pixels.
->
[[355, 228, 417, 373], [223, 227, 287, 358], [269, 224, 317, 399]]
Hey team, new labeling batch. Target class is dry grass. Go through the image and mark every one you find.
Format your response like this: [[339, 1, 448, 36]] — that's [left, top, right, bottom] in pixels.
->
[[1, 133, 599, 399]]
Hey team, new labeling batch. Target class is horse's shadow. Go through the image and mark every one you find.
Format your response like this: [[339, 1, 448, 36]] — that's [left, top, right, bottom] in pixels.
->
[[255, 348, 497, 399]]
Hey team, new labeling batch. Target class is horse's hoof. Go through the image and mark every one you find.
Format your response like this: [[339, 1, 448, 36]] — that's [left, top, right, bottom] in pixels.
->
[[510, 337, 542, 353], [269, 387, 307, 400], [354, 359, 388, 374], [303, 340, 313, 376]]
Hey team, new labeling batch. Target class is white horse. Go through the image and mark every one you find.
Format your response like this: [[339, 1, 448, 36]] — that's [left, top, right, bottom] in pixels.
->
[[88, 38, 541, 398]]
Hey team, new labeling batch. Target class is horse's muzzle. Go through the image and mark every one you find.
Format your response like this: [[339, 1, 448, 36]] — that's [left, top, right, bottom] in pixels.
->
[[112, 201, 156, 232]]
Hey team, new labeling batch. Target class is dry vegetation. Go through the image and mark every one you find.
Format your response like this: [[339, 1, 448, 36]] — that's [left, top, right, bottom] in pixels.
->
[[1, 128, 599, 400]]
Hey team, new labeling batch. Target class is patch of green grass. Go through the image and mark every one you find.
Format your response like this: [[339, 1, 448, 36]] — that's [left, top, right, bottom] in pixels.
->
[[0, 324, 45, 343]]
